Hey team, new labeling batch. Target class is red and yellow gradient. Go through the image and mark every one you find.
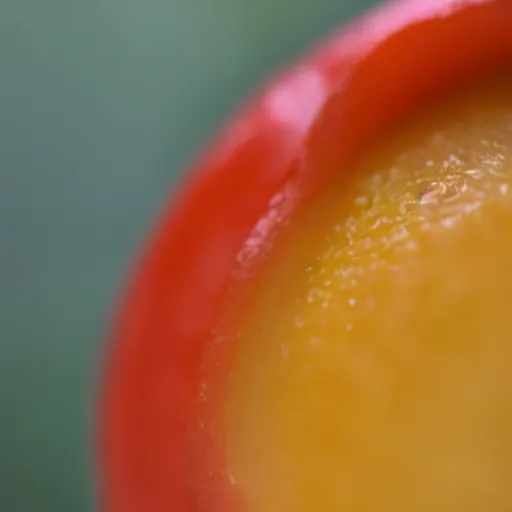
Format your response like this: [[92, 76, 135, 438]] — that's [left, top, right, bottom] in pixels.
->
[[227, 75, 512, 512], [102, 2, 512, 512]]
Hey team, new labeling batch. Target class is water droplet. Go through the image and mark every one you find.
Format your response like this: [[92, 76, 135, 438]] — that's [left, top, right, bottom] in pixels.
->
[[465, 168, 485, 180], [464, 201, 481, 214], [441, 217, 455, 229], [310, 337, 323, 348], [268, 192, 283, 207], [370, 218, 381, 230]]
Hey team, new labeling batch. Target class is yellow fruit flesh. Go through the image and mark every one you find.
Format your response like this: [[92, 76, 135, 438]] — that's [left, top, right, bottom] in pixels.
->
[[225, 75, 512, 512]]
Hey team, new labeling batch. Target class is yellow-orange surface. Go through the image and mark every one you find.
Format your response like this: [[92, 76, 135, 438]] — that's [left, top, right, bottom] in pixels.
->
[[226, 75, 512, 512]]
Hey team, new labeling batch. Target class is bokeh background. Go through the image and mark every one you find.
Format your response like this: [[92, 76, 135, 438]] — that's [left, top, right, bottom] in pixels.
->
[[3, 0, 380, 510]]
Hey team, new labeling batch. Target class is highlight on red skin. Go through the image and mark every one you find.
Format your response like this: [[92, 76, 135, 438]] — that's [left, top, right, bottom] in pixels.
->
[[99, 1, 512, 511]]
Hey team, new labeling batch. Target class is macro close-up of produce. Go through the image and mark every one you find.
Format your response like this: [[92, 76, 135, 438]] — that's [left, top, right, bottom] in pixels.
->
[[100, 0, 512, 511], [4, 0, 512, 511]]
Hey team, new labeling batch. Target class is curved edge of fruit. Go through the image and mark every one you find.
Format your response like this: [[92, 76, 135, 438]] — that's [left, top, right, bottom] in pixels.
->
[[98, 1, 512, 511]]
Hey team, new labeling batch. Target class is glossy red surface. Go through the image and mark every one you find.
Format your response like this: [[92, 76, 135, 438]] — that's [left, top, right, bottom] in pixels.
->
[[100, 1, 512, 511]]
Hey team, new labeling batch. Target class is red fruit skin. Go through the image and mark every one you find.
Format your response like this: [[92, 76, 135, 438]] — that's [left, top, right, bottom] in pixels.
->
[[99, 1, 512, 511]]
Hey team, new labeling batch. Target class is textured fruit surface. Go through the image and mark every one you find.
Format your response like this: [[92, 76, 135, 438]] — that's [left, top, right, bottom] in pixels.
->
[[227, 75, 512, 512], [102, 2, 512, 511]]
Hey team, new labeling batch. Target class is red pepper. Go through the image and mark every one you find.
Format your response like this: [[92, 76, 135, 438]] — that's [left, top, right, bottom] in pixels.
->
[[100, 1, 512, 511]]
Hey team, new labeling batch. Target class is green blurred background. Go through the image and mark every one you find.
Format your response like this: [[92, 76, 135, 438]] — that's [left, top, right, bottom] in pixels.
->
[[2, 0, 380, 510]]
